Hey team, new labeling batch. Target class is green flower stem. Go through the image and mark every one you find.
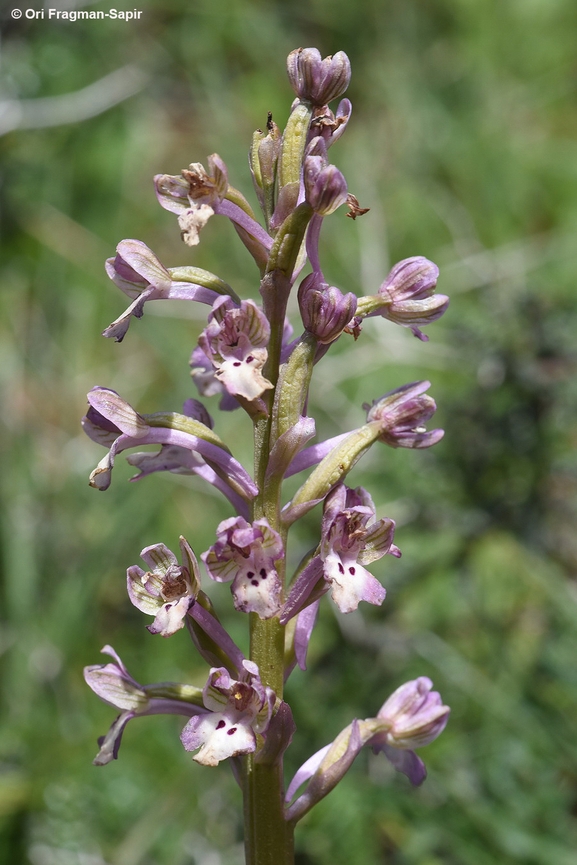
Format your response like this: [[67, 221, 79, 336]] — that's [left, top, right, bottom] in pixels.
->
[[244, 754, 294, 865], [244, 615, 293, 865], [245, 266, 296, 865]]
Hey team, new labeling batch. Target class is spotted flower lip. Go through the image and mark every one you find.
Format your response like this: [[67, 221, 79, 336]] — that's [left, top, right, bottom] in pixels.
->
[[287, 47, 351, 106], [127, 537, 200, 637], [202, 517, 283, 619], [281, 483, 399, 621], [197, 297, 273, 402], [180, 660, 276, 766]]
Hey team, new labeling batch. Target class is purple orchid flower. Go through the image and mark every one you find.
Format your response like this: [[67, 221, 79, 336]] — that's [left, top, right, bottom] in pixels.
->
[[286, 48, 351, 107], [180, 660, 275, 766], [297, 272, 357, 344], [82, 387, 258, 505], [103, 239, 234, 342], [202, 517, 283, 619], [84, 646, 205, 765], [281, 484, 400, 621], [285, 677, 449, 821], [368, 677, 451, 785], [364, 381, 445, 449], [127, 536, 201, 637], [197, 297, 273, 402], [356, 256, 449, 341]]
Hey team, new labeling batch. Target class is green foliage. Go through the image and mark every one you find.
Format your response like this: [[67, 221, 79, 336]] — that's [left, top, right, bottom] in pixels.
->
[[2, 1, 577, 863]]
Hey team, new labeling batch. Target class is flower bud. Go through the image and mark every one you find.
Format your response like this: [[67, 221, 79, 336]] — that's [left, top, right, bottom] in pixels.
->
[[298, 273, 357, 344], [287, 47, 351, 106], [376, 677, 450, 749], [357, 257, 449, 341], [304, 157, 348, 215], [365, 381, 444, 449]]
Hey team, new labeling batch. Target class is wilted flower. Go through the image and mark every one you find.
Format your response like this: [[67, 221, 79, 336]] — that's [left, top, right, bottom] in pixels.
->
[[308, 99, 352, 149], [154, 154, 228, 247]]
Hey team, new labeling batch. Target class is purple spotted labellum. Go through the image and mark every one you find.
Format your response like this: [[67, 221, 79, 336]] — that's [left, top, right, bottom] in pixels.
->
[[180, 660, 275, 766], [203, 517, 283, 619], [127, 537, 200, 637], [287, 48, 351, 107], [365, 381, 444, 449], [84, 646, 204, 765], [282, 484, 399, 620], [197, 297, 273, 402]]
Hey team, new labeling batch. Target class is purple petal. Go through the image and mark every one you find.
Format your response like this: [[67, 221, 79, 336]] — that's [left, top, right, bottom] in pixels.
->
[[93, 711, 135, 765], [284, 432, 350, 478], [285, 744, 331, 802], [294, 600, 320, 671], [379, 743, 427, 786], [266, 416, 316, 481]]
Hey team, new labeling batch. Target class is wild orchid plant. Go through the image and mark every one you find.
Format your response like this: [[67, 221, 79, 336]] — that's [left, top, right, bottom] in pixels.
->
[[82, 48, 450, 865]]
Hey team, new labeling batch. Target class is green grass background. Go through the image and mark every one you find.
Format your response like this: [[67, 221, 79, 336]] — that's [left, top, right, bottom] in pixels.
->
[[2, 1, 577, 863]]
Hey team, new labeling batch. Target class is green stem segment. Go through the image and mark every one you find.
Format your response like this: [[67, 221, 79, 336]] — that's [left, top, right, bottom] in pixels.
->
[[245, 263, 299, 864]]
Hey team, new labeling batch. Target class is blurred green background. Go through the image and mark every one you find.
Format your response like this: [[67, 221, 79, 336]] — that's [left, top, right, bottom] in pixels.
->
[[2, 1, 577, 863]]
